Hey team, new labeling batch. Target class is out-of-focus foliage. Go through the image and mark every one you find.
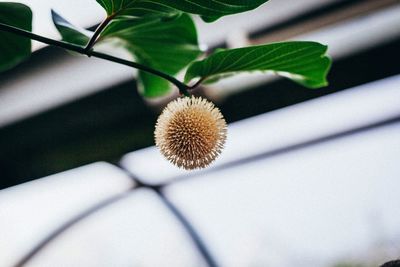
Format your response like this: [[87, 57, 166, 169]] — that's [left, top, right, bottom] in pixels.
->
[[0, 3, 32, 72]]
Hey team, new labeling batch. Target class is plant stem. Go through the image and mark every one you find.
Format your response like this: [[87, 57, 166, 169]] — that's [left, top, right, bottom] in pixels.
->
[[188, 77, 207, 90], [84, 13, 116, 53], [0, 22, 191, 95], [90, 51, 190, 95]]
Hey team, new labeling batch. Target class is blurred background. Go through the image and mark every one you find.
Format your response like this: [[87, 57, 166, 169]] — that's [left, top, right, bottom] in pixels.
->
[[0, 0, 399, 266]]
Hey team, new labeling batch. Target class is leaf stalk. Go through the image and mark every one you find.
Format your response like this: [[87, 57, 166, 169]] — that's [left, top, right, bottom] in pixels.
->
[[84, 13, 116, 53]]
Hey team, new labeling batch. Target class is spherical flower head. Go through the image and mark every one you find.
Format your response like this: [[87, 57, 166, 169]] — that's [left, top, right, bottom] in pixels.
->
[[155, 96, 227, 170]]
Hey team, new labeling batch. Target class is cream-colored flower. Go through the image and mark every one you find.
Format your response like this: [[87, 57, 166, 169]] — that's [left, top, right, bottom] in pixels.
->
[[155, 96, 227, 170]]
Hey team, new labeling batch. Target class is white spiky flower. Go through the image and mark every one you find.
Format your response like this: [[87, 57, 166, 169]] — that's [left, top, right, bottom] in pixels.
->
[[155, 96, 227, 170]]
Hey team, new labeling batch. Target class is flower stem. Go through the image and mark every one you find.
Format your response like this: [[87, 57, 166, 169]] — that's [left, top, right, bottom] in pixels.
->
[[0, 22, 192, 95]]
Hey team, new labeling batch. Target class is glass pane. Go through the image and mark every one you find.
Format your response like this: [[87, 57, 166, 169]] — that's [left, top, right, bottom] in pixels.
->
[[166, 123, 400, 267], [25, 189, 206, 267], [120, 76, 400, 185], [0, 162, 134, 267]]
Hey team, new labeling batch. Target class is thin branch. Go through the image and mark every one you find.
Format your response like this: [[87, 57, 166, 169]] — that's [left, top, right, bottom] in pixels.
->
[[0, 22, 86, 53], [90, 50, 190, 95], [0, 22, 192, 95]]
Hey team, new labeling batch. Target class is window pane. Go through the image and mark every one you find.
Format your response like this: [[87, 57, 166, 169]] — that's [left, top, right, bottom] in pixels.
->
[[25, 189, 206, 267], [166, 123, 400, 266], [121, 75, 400, 185], [0, 162, 134, 267]]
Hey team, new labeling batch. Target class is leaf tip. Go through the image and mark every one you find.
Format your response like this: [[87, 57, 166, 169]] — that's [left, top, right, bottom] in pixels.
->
[[51, 9, 62, 21]]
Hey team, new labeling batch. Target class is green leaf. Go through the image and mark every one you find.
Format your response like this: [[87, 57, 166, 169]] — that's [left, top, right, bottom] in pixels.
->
[[96, 0, 269, 22], [96, 0, 178, 18], [0, 2, 32, 72], [138, 71, 171, 98], [51, 10, 91, 47], [100, 14, 201, 97], [185, 42, 332, 89]]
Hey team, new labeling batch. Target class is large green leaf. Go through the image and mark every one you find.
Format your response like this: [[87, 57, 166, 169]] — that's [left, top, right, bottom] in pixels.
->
[[96, 0, 177, 18], [96, 0, 269, 22], [138, 71, 172, 97], [51, 10, 90, 47], [100, 14, 201, 97], [185, 42, 331, 88], [0, 2, 32, 72]]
